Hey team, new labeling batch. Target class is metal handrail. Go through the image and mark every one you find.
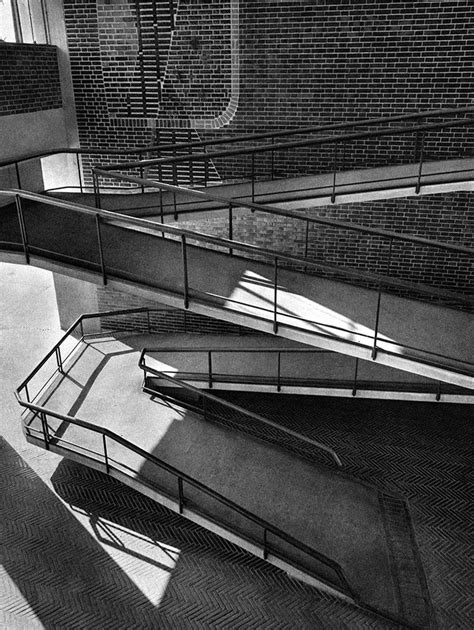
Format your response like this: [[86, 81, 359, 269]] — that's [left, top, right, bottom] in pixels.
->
[[14, 311, 354, 598], [140, 346, 472, 400], [139, 349, 342, 466], [94, 170, 474, 257], [96, 114, 474, 171], [2, 188, 473, 378], [1, 105, 471, 169]]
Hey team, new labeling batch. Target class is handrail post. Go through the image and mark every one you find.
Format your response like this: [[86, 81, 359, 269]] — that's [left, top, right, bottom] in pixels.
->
[[103, 434, 109, 473], [95, 214, 107, 285], [352, 358, 359, 396], [270, 135, 275, 180], [263, 528, 268, 560], [372, 285, 382, 360], [139, 164, 145, 194], [24, 383, 30, 403], [273, 257, 279, 334], [40, 412, 50, 450], [15, 162, 21, 188], [181, 234, 189, 309], [277, 351, 281, 392], [79, 319, 84, 340], [76, 154, 83, 193], [331, 141, 338, 203], [55, 347, 64, 374], [173, 190, 178, 221], [228, 202, 233, 255], [146, 309, 151, 334], [93, 172, 101, 209], [178, 477, 184, 514], [416, 132, 424, 194], [208, 351, 213, 388], [436, 382, 442, 402], [15, 195, 30, 264], [251, 153, 255, 202], [204, 154, 209, 186]]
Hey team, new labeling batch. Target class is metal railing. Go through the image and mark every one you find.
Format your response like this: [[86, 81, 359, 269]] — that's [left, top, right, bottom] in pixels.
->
[[138, 348, 342, 466], [95, 107, 474, 202], [1, 106, 472, 194], [14, 307, 353, 599], [139, 347, 472, 401], [1, 188, 473, 382]]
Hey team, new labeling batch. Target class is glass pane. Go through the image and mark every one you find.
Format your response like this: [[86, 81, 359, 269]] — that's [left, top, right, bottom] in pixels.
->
[[0, 0, 16, 42]]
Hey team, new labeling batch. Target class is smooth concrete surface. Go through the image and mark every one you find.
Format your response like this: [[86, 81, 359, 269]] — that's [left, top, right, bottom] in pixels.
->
[[27, 333, 403, 617]]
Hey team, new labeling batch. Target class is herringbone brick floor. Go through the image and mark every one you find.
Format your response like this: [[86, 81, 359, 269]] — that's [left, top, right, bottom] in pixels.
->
[[2, 390, 472, 628]]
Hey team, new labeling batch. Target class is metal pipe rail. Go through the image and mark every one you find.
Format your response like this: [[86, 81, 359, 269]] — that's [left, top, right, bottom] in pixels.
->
[[14, 309, 354, 599], [138, 346, 472, 401], [139, 349, 342, 466], [1, 188, 473, 381], [1, 105, 473, 191], [95, 114, 474, 172]]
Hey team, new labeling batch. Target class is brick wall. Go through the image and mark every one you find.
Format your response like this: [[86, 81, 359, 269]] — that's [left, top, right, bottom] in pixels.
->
[[0, 44, 62, 116], [96, 286, 265, 335], [174, 191, 473, 295]]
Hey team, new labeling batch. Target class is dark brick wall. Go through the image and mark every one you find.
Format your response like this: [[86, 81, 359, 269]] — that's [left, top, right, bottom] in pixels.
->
[[0, 44, 62, 116], [96, 287, 265, 335], [174, 191, 473, 295]]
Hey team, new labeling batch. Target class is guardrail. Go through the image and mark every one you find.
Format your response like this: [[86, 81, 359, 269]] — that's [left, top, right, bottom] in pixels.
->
[[1, 188, 473, 382], [14, 307, 353, 599], [138, 346, 472, 402], [95, 108, 474, 202], [138, 348, 342, 465], [1, 106, 472, 193]]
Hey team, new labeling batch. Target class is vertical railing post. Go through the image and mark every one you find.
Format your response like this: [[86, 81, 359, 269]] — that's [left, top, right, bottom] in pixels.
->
[[15, 162, 21, 188], [270, 136, 275, 180], [95, 214, 107, 285], [204, 154, 209, 186], [178, 477, 184, 514], [277, 351, 281, 392], [40, 412, 50, 450], [147, 309, 151, 334], [273, 257, 279, 334], [331, 141, 338, 203], [181, 234, 189, 309], [208, 351, 213, 388], [372, 285, 382, 360], [15, 195, 30, 264], [103, 434, 109, 473], [436, 382, 442, 402], [416, 132, 424, 194], [263, 528, 268, 560], [55, 347, 64, 374], [251, 153, 255, 202], [93, 172, 102, 209], [352, 358, 359, 396], [173, 190, 178, 221], [228, 202, 233, 255], [24, 383, 30, 403], [80, 319, 85, 340], [76, 154, 83, 193], [139, 164, 145, 194]]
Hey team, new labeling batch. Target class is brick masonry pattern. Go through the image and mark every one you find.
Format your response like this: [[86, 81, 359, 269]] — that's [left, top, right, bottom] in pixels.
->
[[0, 44, 62, 116]]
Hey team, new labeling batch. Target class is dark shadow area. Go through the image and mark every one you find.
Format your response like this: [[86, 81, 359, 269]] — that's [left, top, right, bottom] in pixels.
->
[[51, 457, 392, 630], [0, 436, 163, 629]]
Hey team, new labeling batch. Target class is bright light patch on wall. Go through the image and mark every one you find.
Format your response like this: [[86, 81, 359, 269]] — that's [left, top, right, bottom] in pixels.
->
[[0, 0, 16, 42]]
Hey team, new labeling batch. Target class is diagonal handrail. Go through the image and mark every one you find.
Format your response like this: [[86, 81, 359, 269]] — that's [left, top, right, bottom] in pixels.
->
[[138, 349, 342, 466]]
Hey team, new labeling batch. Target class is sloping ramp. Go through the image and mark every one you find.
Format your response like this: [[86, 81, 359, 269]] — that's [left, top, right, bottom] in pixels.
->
[[1, 194, 472, 388], [21, 333, 433, 628]]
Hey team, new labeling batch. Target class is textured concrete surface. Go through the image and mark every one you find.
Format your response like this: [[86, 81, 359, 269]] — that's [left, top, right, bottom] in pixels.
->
[[1, 263, 472, 629]]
